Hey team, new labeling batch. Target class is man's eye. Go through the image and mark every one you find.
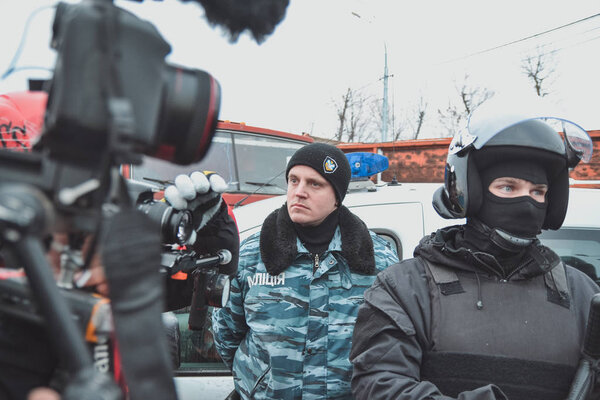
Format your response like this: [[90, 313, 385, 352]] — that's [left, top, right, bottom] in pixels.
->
[[312, 182, 321, 187], [500, 185, 512, 192]]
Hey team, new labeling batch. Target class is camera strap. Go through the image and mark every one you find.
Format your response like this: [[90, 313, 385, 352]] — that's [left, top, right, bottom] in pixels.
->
[[101, 208, 177, 400]]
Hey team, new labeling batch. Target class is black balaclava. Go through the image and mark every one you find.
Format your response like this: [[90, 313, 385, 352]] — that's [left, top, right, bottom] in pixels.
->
[[460, 160, 549, 273], [475, 160, 548, 239]]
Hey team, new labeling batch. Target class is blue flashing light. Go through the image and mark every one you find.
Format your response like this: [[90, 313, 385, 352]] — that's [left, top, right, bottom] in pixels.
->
[[345, 152, 389, 179]]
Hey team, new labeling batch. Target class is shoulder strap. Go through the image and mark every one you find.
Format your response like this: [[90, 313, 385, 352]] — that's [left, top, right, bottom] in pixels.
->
[[420, 258, 465, 295], [544, 261, 571, 309]]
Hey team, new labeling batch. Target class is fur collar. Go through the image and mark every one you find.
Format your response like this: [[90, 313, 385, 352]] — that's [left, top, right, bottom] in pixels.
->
[[260, 204, 375, 276]]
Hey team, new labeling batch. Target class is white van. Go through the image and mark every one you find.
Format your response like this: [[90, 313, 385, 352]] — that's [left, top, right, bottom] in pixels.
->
[[233, 181, 600, 273]]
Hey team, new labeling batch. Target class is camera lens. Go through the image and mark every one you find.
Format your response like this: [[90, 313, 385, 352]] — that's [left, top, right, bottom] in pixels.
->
[[137, 201, 193, 245], [153, 65, 222, 165], [175, 211, 193, 245]]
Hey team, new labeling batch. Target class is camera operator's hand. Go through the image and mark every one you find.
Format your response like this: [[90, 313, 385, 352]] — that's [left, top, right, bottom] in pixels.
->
[[163, 171, 239, 311], [47, 233, 109, 297], [164, 171, 228, 242]]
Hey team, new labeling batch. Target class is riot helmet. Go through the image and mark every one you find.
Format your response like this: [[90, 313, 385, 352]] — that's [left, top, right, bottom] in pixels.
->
[[433, 101, 593, 231]]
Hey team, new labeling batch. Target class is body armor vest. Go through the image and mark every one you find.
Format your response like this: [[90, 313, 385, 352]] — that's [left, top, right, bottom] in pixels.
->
[[420, 259, 582, 400]]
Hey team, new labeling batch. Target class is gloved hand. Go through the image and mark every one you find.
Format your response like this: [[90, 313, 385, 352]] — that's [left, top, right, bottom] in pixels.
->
[[162, 171, 239, 310], [164, 171, 229, 244]]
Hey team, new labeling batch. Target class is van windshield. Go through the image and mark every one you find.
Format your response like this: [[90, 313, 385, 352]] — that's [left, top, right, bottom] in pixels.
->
[[130, 130, 307, 196]]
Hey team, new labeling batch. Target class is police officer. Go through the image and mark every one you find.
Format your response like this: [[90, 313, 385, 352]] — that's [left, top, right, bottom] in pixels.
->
[[350, 106, 599, 399], [212, 143, 399, 399]]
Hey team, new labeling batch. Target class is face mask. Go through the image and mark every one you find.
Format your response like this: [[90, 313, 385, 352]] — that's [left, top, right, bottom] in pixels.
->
[[476, 191, 547, 238]]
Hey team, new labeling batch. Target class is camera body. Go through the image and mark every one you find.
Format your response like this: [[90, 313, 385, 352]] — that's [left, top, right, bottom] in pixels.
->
[[0, 2, 224, 398], [0, 0, 292, 397], [44, 1, 221, 167]]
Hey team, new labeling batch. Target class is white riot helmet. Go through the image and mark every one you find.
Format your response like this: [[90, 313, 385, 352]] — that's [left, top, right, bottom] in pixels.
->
[[433, 101, 593, 230]]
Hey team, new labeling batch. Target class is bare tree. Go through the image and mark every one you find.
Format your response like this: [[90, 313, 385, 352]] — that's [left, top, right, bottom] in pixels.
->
[[391, 127, 404, 141], [522, 46, 556, 97], [438, 74, 494, 137], [347, 98, 370, 142], [367, 95, 428, 141], [333, 87, 376, 142], [408, 96, 428, 140], [367, 98, 394, 142], [390, 110, 405, 141], [335, 88, 352, 141], [437, 102, 463, 137]]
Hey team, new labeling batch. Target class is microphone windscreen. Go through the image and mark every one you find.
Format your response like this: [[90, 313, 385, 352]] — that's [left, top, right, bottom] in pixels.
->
[[188, 0, 290, 43]]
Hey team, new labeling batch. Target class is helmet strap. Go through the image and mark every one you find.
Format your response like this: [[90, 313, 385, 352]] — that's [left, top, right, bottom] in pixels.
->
[[468, 218, 534, 254], [490, 228, 535, 252]]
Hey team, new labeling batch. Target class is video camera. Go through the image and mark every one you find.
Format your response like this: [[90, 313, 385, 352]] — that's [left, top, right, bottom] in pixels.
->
[[0, 0, 289, 398], [0, 1, 220, 399]]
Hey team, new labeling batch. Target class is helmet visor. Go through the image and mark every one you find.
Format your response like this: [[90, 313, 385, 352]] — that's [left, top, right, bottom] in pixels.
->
[[457, 101, 594, 165], [556, 119, 593, 163]]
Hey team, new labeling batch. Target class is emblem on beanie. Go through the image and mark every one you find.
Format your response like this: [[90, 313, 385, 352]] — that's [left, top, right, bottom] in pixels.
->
[[323, 156, 338, 174]]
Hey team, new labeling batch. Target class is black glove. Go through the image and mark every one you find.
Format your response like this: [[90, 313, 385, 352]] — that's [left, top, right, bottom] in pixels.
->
[[164, 171, 229, 241], [163, 172, 239, 311]]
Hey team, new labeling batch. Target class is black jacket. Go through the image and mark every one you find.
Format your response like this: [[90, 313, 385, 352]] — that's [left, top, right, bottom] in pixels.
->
[[350, 225, 600, 400]]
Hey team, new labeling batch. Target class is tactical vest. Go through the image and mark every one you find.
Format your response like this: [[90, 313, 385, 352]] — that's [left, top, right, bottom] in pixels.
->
[[420, 259, 582, 400]]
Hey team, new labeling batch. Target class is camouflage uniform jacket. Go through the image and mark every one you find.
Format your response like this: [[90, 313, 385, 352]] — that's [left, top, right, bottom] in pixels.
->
[[212, 205, 398, 400]]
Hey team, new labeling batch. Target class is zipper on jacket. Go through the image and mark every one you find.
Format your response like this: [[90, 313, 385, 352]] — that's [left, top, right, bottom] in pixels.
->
[[506, 260, 533, 281], [313, 253, 320, 274]]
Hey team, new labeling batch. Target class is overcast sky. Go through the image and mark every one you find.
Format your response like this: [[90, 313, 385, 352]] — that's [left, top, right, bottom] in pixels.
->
[[2, 0, 599, 140]]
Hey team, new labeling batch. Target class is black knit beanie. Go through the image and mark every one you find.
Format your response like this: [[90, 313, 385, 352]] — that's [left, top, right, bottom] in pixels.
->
[[286, 143, 351, 203]]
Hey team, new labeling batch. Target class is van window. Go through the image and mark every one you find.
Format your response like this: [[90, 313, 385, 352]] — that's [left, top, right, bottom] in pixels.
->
[[234, 133, 304, 195], [540, 228, 600, 283], [371, 229, 402, 259], [130, 131, 236, 188], [174, 307, 229, 375], [130, 130, 306, 196]]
